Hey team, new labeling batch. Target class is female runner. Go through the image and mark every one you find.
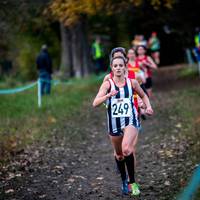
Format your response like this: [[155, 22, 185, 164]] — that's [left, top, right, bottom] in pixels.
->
[[93, 56, 153, 196]]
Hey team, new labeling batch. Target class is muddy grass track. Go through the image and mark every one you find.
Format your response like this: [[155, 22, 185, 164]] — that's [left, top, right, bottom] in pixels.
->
[[1, 66, 200, 200]]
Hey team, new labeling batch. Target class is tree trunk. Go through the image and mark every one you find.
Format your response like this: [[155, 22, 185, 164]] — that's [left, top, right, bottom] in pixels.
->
[[60, 17, 91, 78], [60, 23, 73, 77], [71, 22, 82, 78], [80, 17, 92, 76]]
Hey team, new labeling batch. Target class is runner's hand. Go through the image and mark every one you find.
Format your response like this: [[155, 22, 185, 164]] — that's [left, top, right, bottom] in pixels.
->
[[142, 60, 151, 66], [106, 90, 118, 98], [110, 90, 118, 97], [138, 97, 146, 109], [145, 107, 153, 115]]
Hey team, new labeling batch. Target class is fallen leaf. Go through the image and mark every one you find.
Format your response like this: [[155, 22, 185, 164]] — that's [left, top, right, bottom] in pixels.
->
[[175, 123, 182, 128], [164, 181, 170, 186], [47, 116, 57, 124], [5, 189, 14, 194], [54, 165, 64, 170], [165, 150, 173, 158], [195, 117, 200, 124], [96, 176, 104, 180], [72, 175, 86, 180], [39, 194, 46, 198], [67, 178, 75, 183]]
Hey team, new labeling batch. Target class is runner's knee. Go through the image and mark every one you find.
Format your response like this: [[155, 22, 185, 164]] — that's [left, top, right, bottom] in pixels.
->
[[122, 143, 133, 156], [115, 153, 124, 161]]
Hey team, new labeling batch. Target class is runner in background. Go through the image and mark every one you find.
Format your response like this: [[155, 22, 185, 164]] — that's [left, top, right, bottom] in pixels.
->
[[135, 45, 157, 98], [127, 48, 146, 174], [148, 32, 160, 65], [93, 56, 153, 196], [127, 48, 146, 90], [103, 47, 127, 82], [127, 48, 147, 120]]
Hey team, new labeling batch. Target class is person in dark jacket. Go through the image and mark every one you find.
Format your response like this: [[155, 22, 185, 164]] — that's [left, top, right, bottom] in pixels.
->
[[36, 44, 53, 95]]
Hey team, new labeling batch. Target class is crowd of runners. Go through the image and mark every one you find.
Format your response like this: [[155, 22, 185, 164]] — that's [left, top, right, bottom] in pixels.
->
[[93, 38, 159, 197]]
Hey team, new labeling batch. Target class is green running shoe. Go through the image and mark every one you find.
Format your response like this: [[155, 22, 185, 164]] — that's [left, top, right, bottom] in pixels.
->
[[131, 183, 140, 196]]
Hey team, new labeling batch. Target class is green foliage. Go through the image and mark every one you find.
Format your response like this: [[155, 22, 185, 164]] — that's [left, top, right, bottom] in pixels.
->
[[48, 0, 176, 26], [0, 1, 60, 80], [0, 76, 20, 87], [172, 86, 200, 200], [179, 65, 199, 78], [16, 36, 39, 80], [13, 22, 60, 80]]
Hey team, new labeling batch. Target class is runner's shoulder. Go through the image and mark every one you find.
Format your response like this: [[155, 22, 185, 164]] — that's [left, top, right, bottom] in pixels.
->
[[102, 79, 110, 90]]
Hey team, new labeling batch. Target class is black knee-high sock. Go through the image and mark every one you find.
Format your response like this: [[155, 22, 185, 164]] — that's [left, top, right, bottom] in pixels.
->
[[115, 157, 127, 181], [124, 154, 135, 184]]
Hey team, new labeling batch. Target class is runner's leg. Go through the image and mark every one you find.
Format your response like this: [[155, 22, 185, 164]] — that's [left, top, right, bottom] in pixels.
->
[[110, 134, 129, 194], [122, 125, 140, 195]]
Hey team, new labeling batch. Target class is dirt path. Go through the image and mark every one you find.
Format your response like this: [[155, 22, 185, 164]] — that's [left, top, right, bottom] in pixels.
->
[[1, 65, 200, 200]]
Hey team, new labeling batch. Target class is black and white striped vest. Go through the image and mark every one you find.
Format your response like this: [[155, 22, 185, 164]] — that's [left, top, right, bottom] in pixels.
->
[[106, 78, 140, 134]]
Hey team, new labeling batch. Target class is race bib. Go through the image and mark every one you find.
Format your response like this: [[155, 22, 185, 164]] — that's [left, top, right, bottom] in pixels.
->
[[111, 98, 132, 118]]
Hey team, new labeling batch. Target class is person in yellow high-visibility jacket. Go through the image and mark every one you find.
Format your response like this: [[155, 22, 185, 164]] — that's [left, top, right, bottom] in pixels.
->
[[194, 27, 200, 48], [92, 37, 104, 74]]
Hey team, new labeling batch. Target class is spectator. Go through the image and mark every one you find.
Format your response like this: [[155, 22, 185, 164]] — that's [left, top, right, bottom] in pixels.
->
[[148, 32, 160, 65], [193, 44, 200, 76], [193, 27, 200, 76], [91, 37, 104, 74], [36, 44, 53, 95], [194, 27, 200, 48], [132, 35, 140, 48], [139, 35, 147, 47], [132, 34, 147, 49]]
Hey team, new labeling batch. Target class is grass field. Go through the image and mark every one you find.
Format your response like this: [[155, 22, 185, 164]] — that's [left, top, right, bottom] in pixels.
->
[[0, 74, 103, 161]]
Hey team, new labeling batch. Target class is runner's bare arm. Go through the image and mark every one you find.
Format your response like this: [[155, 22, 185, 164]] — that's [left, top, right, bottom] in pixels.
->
[[93, 81, 118, 107], [146, 56, 158, 69], [131, 79, 153, 115], [103, 74, 110, 82]]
